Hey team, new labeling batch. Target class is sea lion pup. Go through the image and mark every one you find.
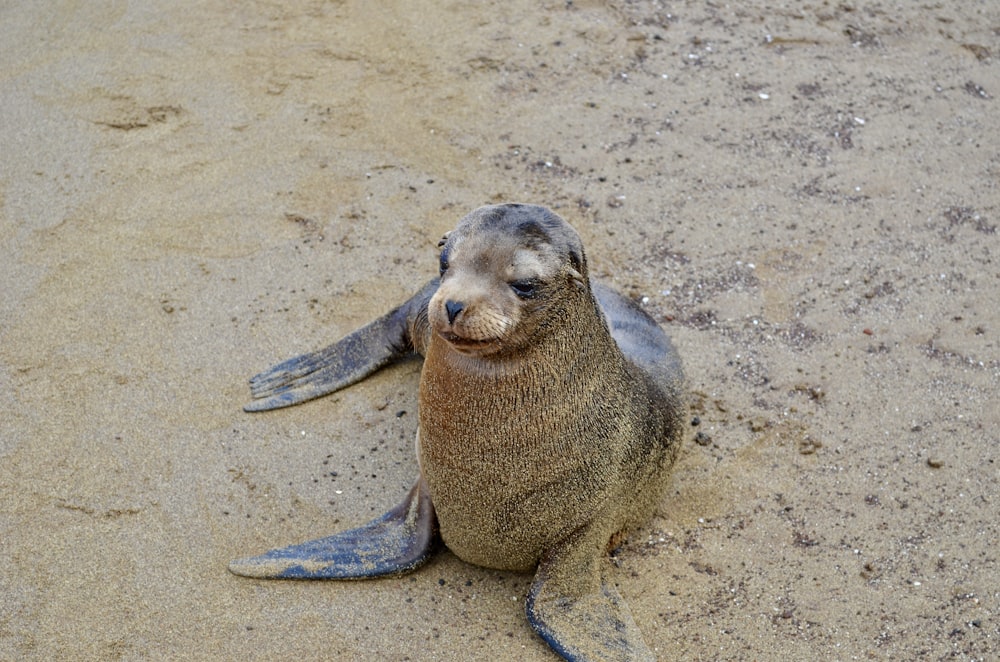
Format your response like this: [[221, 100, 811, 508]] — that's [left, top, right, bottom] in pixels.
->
[[230, 203, 686, 661]]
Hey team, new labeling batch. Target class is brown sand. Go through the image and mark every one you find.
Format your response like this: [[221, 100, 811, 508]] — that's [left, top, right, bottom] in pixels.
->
[[2, 1, 997, 659]]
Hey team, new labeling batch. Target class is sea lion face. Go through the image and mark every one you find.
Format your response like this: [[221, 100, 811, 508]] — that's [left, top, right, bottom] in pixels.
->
[[429, 204, 587, 357]]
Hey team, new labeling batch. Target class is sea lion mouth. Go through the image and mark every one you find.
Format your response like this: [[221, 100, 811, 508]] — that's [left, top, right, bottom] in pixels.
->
[[438, 331, 498, 353]]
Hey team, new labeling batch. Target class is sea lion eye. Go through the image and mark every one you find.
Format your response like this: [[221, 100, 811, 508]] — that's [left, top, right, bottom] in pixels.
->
[[509, 279, 538, 299], [439, 247, 450, 276]]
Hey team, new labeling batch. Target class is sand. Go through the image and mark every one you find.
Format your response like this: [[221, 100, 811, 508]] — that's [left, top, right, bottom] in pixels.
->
[[1, 1, 997, 659]]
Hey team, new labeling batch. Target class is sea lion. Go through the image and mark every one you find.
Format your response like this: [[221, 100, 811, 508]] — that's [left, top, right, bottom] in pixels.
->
[[230, 203, 686, 661]]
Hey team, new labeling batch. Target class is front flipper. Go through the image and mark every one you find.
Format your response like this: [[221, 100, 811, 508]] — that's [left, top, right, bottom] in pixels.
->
[[526, 529, 654, 662], [244, 279, 437, 412], [228, 479, 439, 579]]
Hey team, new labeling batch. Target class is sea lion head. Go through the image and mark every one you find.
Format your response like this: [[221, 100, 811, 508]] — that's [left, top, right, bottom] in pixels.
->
[[429, 204, 588, 357]]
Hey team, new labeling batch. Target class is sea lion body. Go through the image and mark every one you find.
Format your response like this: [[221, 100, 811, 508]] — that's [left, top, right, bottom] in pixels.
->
[[231, 204, 686, 661], [416, 207, 681, 573]]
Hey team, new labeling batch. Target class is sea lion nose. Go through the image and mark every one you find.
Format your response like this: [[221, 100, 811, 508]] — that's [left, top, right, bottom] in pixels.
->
[[444, 300, 464, 324]]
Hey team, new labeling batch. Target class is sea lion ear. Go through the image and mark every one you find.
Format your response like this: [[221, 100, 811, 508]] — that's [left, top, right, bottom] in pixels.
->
[[566, 263, 585, 289], [567, 248, 587, 287], [437, 232, 451, 248]]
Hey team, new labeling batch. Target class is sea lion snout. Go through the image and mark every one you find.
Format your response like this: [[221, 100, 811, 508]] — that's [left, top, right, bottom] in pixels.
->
[[429, 286, 517, 354]]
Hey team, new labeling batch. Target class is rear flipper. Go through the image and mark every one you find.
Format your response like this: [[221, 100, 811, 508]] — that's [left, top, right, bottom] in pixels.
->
[[244, 279, 437, 412], [526, 527, 654, 662], [228, 478, 439, 579]]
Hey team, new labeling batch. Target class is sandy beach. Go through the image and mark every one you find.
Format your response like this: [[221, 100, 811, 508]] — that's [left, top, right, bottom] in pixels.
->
[[2, 1, 997, 659]]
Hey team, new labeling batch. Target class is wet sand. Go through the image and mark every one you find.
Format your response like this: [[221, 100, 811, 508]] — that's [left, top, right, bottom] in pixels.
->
[[2, 1, 997, 659]]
